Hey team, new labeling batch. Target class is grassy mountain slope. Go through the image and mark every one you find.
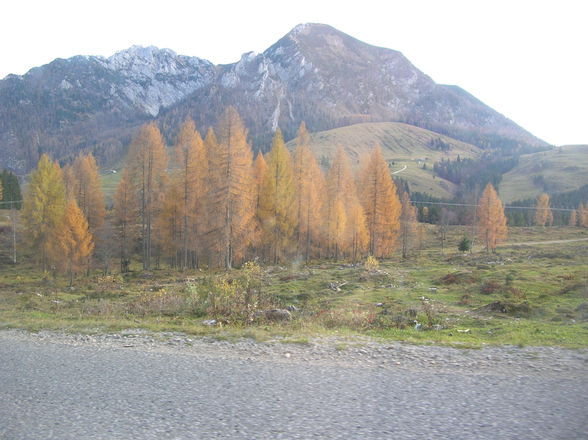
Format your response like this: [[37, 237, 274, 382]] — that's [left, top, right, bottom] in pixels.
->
[[500, 145, 588, 202], [286, 121, 483, 199]]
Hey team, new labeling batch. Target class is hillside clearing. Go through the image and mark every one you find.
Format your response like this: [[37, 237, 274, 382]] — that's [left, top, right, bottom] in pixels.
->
[[500, 144, 588, 202]]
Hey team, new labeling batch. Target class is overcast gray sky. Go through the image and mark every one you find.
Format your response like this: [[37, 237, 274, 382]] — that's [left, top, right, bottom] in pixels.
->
[[2, 0, 586, 146]]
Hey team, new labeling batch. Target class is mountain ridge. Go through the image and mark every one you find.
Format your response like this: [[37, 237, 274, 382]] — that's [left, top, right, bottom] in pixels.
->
[[0, 23, 548, 172]]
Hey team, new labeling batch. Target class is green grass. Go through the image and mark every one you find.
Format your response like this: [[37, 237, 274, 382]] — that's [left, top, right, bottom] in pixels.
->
[[1, 226, 587, 348], [100, 170, 122, 204], [500, 144, 588, 202]]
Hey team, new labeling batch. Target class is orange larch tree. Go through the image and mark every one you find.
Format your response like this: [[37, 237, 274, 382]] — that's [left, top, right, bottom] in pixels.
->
[[62, 164, 78, 201], [534, 193, 553, 227], [113, 168, 138, 272], [71, 153, 105, 232], [360, 144, 401, 258], [125, 122, 168, 269], [202, 128, 219, 265], [325, 147, 368, 259], [346, 198, 369, 262], [155, 178, 183, 267], [65, 153, 105, 273], [22, 154, 67, 271], [258, 129, 297, 263], [477, 183, 508, 252], [569, 209, 577, 227], [422, 206, 429, 223], [325, 147, 349, 259], [293, 123, 309, 253], [578, 203, 588, 228], [400, 191, 418, 259], [207, 107, 256, 268], [56, 198, 94, 286], [254, 152, 268, 212], [292, 140, 327, 260], [253, 152, 268, 256], [174, 117, 207, 269]]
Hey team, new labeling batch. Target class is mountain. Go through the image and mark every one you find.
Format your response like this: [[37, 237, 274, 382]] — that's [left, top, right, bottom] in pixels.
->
[[0, 23, 547, 172], [0, 46, 215, 171]]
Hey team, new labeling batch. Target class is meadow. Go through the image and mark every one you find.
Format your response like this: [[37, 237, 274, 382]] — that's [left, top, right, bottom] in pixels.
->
[[500, 144, 588, 202], [1, 225, 586, 348]]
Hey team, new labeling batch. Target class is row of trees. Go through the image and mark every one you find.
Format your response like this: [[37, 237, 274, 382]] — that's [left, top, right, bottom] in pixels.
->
[[113, 108, 410, 270], [0, 170, 22, 209], [534, 193, 588, 227], [573, 203, 588, 228], [413, 188, 585, 228], [18, 108, 426, 277], [22, 154, 96, 282], [432, 153, 520, 192], [18, 107, 586, 279]]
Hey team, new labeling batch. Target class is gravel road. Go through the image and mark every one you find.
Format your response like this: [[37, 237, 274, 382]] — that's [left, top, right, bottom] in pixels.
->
[[1, 330, 587, 439], [502, 237, 588, 246]]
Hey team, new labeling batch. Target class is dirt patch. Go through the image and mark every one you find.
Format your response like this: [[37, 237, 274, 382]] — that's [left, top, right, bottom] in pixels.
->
[[480, 280, 503, 295], [475, 301, 532, 317], [438, 271, 478, 285]]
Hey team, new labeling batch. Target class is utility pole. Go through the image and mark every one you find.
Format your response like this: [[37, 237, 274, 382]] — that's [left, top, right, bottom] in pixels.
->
[[470, 187, 479, 253], [11, 201, 17, 264]]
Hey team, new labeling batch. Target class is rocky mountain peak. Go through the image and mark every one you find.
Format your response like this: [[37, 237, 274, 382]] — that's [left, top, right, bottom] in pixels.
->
[[92, 46, 216, 117], [287, 23, 344, 39], [104, 45, 209, 74]]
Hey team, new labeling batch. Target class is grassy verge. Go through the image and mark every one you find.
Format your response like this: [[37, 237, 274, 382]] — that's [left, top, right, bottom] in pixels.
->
[[1, 226, 587, 348]]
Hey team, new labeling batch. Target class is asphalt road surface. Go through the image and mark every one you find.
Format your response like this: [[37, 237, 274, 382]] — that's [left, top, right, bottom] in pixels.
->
[[1, 332, 586, 439]]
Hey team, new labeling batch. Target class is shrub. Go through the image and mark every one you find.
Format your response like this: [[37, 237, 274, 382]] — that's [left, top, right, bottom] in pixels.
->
[[507, 287, 526, 299], [126, 261, 278, 323], [440, 273, 458, 284], [371, 307, 417, 329], [130, 288, 192, 316], [458, 236, 472, 252], [314, 308, 375, 330], [195, 261, 277, 324], [459, 293, 472, 305], [439, 271, 477, 285], [504, 272, 516, 286], [480, 280, 502, 295], [559, 282, 587, 295], [475, 300, 532, 317], [420, 299, 440, 328], [372, 313, 412, 329], [364, 255, 379, 272]]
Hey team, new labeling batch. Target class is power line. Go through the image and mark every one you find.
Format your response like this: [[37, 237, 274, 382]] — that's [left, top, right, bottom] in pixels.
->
[[0, 198, 579, 212], [410, 200, 577, 212]]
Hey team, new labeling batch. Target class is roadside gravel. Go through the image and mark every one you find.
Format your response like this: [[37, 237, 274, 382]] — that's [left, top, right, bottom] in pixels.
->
[[1, 329, 587, 439], [1, 329, 586, 378]]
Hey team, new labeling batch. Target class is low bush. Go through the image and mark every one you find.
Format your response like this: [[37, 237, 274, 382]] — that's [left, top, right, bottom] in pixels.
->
[[480, 280, 503, 295], [194, 261, 277, 323], [459, 293, 472, 305], [559, 282, 587, 295], [314, 308, 375, 330], [129, 288, 194, 316], [364, 255, 379, 272], [439, 272, 478, 285], [475, 300, 532, 317]]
